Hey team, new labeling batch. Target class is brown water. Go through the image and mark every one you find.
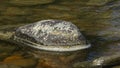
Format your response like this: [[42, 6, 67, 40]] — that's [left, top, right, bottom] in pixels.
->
[[0, 0, 120, 68]]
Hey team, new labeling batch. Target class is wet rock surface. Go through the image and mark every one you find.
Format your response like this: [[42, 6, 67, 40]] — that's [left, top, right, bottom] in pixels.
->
[[16, 20, 86, 46], [0, 0, 120, 68]]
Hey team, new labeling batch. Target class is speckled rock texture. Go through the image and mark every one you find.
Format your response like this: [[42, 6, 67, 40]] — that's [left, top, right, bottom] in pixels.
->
[[14, 20, 90, 51], [0, 0, 120, 68]]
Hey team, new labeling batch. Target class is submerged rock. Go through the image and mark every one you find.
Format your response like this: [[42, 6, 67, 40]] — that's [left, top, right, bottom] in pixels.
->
[[14, 19, 90, 52], [9, 0, 55, 6], [0, 19, 90, 68]]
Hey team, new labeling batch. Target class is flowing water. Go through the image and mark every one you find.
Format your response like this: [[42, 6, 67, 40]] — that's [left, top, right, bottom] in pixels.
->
[[0, 0, 120, 68]]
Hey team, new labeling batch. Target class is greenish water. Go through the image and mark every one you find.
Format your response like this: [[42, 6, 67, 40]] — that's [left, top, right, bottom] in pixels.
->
[[0, 0, 120, 68]]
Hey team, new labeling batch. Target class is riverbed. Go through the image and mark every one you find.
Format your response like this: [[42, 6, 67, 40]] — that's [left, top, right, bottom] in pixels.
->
[[0, 0, 120, 68]]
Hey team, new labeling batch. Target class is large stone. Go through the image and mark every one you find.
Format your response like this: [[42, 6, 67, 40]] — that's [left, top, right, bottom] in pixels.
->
[[9, 0, 55, 6], [15, 20, 90, 52]]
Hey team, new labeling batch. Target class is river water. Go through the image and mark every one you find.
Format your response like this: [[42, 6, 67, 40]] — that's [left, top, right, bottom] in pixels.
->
[[0, 0, 120, 68]]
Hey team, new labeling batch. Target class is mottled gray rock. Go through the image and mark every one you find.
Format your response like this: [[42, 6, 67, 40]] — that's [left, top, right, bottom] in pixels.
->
[[14, 20, 90, 51], [9, 0, 55, 6]]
